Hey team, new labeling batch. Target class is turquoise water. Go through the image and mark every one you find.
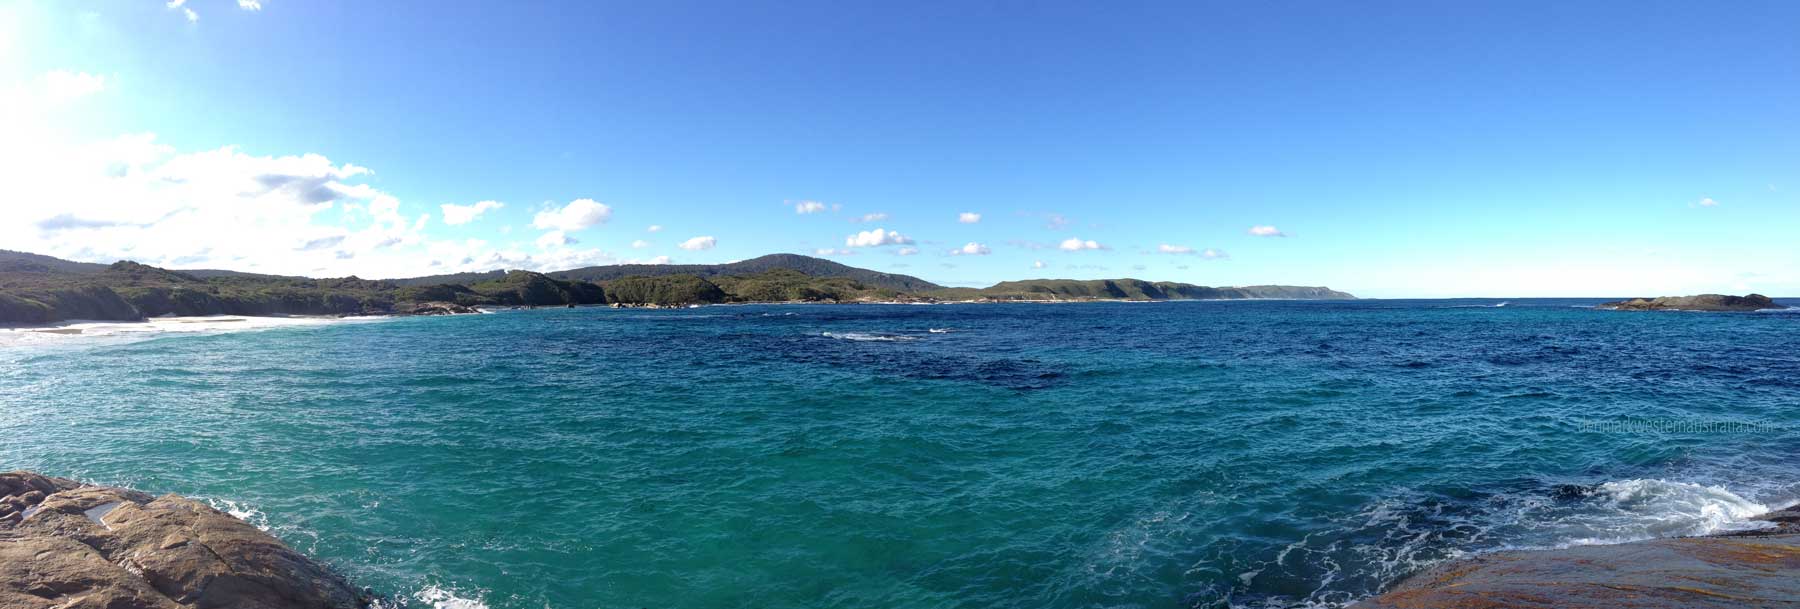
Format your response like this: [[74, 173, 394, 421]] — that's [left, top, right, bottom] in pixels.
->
[[4, 300, 1799, 608]]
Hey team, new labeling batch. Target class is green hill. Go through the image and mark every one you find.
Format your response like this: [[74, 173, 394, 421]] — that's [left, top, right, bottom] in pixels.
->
[[0, 250, 1353, 325]]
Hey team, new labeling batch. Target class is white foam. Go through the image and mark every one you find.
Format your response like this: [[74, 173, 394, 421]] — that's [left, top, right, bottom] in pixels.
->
[[821, 331, 917, 342], [412, 585, 490, 609], [1553, 479, 1771, 545], [200, 496, 272, 532], [0, 315, 385, 348]]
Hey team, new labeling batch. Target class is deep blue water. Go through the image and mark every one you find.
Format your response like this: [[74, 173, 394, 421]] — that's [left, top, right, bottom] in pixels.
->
[[4, 299, 1799, 608]]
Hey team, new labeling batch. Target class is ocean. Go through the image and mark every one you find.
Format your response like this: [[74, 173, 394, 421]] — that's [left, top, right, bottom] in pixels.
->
[[3, 299, 1798, 608]]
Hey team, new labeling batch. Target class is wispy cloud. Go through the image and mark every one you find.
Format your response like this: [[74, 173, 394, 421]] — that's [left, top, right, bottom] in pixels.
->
[[238, 0, 262, 10], [794, 200, 829, 214], [440, 200, 503, 225], [1248, 225, 1286, 237], [853, 212, 888, 223], [630, 239, 650, 249], [895, 246, 919, 256], [646, 224, 663, 232], [1698, 197, 1720, 207], [814, 248, 853, 256], [678, 236, 716, 251], [1032, 260, 1046, 269], [958, 212, 981, 224], [1155, 244, 1227, 259]]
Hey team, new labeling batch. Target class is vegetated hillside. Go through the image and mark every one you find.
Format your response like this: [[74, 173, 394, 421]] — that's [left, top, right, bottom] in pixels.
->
[[0, 258, 608, 324], [2, 250, 1355, 325], [0, 250, 109, 275], [709, 269, 903, 303], [551, 253, 942, 292], [0, 253, 925, 324]]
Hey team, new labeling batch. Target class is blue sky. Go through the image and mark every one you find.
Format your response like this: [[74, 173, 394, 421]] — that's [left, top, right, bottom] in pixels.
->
[[2, 1, 1795, 296]]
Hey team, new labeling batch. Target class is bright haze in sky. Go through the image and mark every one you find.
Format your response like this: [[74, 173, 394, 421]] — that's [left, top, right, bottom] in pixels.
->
[[1, 1, 1795, 297]]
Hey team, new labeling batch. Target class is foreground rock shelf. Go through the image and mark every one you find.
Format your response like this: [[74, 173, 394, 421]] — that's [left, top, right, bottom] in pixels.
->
[[1361, 506, 1800, 608], [1, 471, 366, 609]]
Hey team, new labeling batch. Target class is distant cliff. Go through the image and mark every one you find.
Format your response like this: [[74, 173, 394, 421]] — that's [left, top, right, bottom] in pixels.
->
[[1, 249, 1355, 324]]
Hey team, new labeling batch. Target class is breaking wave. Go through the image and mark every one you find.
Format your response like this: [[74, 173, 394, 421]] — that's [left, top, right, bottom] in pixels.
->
[[820, 331, 918, 342]]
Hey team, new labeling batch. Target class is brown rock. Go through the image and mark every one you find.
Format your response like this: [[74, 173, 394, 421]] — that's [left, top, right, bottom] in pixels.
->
[[1599, 293, 1781, 312], [1362, 531, 1800, 608], [0, 471, 367, 609]]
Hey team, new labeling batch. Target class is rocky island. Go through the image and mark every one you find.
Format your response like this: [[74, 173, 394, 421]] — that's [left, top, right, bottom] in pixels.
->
[[1599, 293, 1782, 312], [1362, 504, 1800, 608], [1, 471, 366, 609]]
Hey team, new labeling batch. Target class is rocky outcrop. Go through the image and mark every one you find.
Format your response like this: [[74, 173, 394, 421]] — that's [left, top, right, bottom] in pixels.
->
[[1361, 505, 1800, 608], [392, 300, 480, 316], [1599, 293, 1781, 312], [0, 471, 367, 609]]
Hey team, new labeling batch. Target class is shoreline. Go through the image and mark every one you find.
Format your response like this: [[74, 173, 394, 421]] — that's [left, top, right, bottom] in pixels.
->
[[0, 314, 390, 346], [9, 470, 1792, 609], [1359, 502, 1800, 608]]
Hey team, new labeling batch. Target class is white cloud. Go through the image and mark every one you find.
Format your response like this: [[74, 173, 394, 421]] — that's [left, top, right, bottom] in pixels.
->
[[42, 70, 106, 102], [855, 212, 888, 223], [630, 239, 650, 249], [814, 248, 853, 256], [1201, 248, 1228, 259], [1698, 197, 1720, 207], [183, 7, 197, 21], [238, 0, 262, 10], [644, 255, 671, 265], [846, 228, 912, 247], [678, 236, 716, 251], [531, 198, 611, 232], [166, 0, 186, 6], [1157, 244, 1194, 254], [1248, 225, 1286, 237], [0, 134, 450, 277], [1033, 260, 1046, 269], [1044, 213, 1071, 230], [958, 212, 981, 224], [1059, 237, 1105, 251], [646, 224, 663, 232], [439, 200, 503, 225], [794, 200, 828, 214], [951, 242, 991, 255], [895, 246, 919, 256], [536, 230, 575, 249]]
